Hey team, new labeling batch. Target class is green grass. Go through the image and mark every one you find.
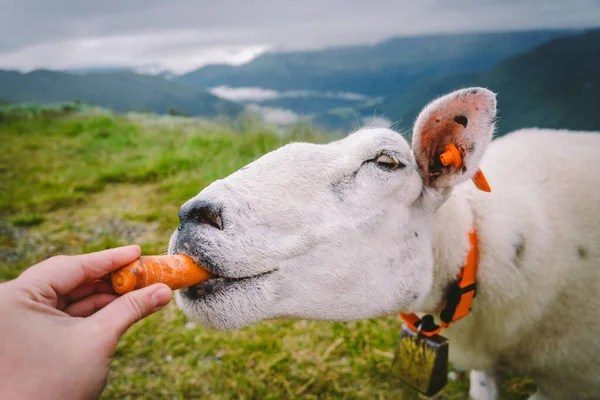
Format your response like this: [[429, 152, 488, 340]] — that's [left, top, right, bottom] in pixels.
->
[[11, 213, 45, 227], [0, 109, 535, 399]]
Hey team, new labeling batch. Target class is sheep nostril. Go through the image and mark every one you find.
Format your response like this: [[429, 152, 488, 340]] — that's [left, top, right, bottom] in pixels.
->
[[201, 212, 223, 230], [179, 201, 223, 230]]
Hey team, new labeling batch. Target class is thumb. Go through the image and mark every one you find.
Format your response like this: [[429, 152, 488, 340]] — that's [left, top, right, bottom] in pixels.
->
[[91, 283, 172, 341]]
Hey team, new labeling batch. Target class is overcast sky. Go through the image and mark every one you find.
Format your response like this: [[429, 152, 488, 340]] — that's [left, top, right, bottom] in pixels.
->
[[1, 0, 599, 73]]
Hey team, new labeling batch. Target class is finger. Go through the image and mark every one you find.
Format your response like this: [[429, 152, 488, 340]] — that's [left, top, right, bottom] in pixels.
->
[[63, 293, 119, 317], [62, 280, 115, 306], [90, 284, 172, 340], [21, 245, 141, 296]]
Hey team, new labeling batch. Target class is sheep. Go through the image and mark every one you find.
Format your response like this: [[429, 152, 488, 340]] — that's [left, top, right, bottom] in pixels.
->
[[169, 87, 600, 399]]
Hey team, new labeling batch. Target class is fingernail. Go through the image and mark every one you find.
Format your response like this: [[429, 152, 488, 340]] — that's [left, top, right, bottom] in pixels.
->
[[151, 286, 173, 311]]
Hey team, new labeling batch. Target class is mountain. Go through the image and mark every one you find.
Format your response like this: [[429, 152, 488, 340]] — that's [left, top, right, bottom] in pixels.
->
[[3, 28, 596, 133], [371, 28, 600, 135], [0, 70, 243, 117], [177, 29, 577, 96]]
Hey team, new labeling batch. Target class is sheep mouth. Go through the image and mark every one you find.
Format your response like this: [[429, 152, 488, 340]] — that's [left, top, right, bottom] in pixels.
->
[[181, 269, 276, 299], [173, 243, 277, 300]]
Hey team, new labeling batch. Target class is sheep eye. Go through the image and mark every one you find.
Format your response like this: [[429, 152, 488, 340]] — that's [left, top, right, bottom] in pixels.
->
[[375, 154, 403, 170]]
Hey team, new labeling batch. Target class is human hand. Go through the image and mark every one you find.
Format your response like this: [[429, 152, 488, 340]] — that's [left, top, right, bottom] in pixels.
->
[[0, 245, 172, 400]]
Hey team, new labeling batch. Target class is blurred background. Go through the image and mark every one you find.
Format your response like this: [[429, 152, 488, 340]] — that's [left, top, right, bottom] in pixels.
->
[[1, 1, 599, 398]]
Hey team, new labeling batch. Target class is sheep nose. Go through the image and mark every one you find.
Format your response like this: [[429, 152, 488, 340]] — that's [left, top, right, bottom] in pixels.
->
[[178, 201, 223, 230]]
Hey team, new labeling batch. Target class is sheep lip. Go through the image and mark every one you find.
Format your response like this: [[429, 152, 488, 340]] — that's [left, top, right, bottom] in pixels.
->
[[175, 251, 277, 286], [184, 269, 277, 299], [205, 268, 277, 282]]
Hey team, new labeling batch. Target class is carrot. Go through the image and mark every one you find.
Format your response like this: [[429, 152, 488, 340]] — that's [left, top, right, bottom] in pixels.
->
[[111, 255, 213, 295]]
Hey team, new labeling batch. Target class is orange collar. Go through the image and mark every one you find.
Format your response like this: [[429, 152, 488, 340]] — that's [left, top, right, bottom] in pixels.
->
[[400, 144, 488, 337], [400, 227, 479, 337]]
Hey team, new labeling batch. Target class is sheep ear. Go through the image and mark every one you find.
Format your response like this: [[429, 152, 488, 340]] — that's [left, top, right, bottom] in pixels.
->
[[412, 87, 497, 190]]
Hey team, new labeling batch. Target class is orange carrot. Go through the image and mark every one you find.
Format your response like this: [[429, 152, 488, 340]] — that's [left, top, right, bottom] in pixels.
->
[[111, 255, 213, 295]]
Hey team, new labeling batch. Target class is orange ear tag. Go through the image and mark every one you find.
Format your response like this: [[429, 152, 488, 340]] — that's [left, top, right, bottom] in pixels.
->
[[439, 144, 462, 169], [440, 144, 491, 193]]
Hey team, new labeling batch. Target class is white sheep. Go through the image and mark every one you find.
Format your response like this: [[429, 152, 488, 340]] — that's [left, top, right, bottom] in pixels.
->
[[169, 88, 600, 399]]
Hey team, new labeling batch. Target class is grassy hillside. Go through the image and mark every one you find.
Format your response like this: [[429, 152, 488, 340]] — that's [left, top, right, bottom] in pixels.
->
[[325, 28, 600, 135], [0, 107, 536, 399], [473, 28, 600, 133], [0, 70, 243, 118], [177, 29, 574, 96]]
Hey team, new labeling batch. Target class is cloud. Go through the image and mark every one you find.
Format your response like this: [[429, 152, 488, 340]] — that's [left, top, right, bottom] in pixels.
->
[[1, 0, 599, 72], [0, 29, 270, 73], [246, 104, 301, 125], [210, 86, 370, 102], [211, 86, 280, 102]]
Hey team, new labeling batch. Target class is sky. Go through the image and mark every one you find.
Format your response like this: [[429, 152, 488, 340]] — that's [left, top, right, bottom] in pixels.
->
[[1, 0, 599, 74]]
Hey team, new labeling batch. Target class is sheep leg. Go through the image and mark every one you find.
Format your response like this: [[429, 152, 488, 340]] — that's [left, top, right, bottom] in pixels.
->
[[469, 370, 500, 400]]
